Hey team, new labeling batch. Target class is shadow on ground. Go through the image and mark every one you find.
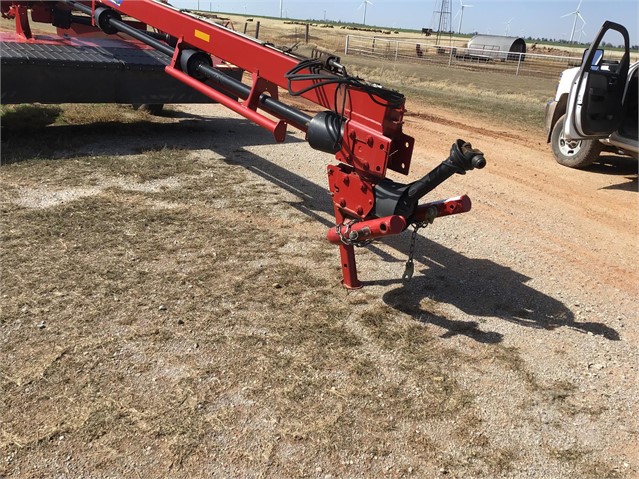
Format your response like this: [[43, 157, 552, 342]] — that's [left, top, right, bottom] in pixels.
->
[[0, 114, 303, 163], [380, 237, 619, 342], [586, 154, 638, 192]]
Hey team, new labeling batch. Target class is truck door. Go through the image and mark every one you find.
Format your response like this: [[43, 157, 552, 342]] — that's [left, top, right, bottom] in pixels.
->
[[565, 21, 630, 140]]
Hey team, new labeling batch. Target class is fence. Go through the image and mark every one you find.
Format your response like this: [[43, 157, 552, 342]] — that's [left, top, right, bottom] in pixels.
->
[[220, 20, 630, 80], [236, 20, 345, 52], [343, 34, 625, 79]]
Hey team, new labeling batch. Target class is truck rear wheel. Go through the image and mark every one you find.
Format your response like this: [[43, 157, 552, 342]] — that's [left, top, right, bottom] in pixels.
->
[[551, 114, 602, 168]]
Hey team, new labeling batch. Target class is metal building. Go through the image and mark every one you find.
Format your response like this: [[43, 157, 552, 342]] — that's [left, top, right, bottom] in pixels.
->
[[466, 35, 526, 61]]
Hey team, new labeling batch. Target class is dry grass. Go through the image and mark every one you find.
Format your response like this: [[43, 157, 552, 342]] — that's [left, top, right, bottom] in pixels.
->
[[0, 162, 479, 476], [335, 55, 556, 131], [0, 104, 179, 164]]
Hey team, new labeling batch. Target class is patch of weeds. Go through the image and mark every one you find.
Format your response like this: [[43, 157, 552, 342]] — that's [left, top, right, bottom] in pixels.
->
[[547, 380, 576, 402], [545, 445, 622, 477], [3, 148, 201, 187], [439, 438, 517, 477], [157, 416, 210, 467], [544, 445, 622, 477], [355, 303, 474, 424], [1, 104, 62, 130], [104, 148, 202, 182], [547, 446, 588, 462], [359, 303, 396, 329], [53, 104, 140, 126], [0, 104, 181, 164], [0, 182, 20, 205], [350, 357, 380, 381], [579, 460, 624, 479], [544, 380, 608, 417], [358, 304, 441, 355], [345, 291, 376, 306], [383, 286, 445, 319], [487, 345, 540, 390], [483, 447, 518, 475]]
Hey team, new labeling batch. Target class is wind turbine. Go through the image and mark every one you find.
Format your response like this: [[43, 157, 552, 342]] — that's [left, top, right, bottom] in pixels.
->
[[358, 0, 373, 26], [561, 0, 585, 44], [454, 0, 473, 34], [504, 17, 513, 36], [577, 23, 587, 44]]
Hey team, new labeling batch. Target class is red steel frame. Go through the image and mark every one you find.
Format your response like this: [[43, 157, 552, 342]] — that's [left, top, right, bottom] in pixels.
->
[[1, 0, 475, 288]]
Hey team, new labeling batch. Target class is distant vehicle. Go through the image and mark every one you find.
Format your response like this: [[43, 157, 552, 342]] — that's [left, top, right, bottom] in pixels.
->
[[545, 21, 638, 168]]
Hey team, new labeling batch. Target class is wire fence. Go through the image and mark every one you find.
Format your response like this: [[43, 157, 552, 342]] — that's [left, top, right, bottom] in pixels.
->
[[236, 20, 345, 52], [343, 35, 636, 79], [222, 18, 631, 80]]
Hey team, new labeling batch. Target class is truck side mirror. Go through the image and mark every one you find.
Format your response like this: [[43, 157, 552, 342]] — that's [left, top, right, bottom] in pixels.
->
[[582, 48, 604, 71]]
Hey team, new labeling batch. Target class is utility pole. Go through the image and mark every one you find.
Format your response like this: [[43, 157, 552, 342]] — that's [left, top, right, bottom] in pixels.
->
[[431, 0, 452, 46], [280, 0, 283, 18]]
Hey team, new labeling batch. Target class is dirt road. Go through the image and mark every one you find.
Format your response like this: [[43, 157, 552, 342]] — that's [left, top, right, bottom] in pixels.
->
[[1, 100, 637, 478], [406, 101, 638, 297]]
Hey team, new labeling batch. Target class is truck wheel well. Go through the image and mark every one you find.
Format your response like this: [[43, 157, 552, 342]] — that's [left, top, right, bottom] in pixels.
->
[[552, 94, 568, 129]]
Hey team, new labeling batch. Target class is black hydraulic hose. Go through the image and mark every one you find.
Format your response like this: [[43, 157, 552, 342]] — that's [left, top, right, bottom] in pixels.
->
[[64, 1, 313, 129], [193, 63, 312, 128], [66, 1, 175, 54]]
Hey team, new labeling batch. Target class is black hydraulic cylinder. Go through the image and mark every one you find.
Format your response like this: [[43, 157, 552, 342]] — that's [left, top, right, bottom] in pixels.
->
[[64, 1, 313, 130]]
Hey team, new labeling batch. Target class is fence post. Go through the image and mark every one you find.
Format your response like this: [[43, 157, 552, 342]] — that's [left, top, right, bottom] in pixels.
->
[[516, 52, 522, 76], [345, 35, 349, 54], [255, 21, 260, 39], [448, 46, 454, 66], [395, 40, 399, 61], [243, 22, 247, 34], [305, 24, 309, 43]]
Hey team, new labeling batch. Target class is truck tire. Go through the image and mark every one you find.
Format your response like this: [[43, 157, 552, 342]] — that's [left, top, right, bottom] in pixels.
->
[[550, 114, 602, 168]]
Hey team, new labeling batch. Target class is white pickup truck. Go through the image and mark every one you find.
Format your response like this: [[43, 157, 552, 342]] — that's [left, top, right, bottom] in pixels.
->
[[545, 21, 638, 168]]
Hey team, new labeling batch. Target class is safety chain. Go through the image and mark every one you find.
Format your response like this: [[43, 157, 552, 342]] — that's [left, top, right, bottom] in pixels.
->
[[402, 221, 430, 283], [335, 220, 374, 248]]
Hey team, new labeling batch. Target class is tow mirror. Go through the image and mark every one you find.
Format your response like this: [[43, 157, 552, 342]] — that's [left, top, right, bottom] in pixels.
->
[[582, 48, 604, 70]]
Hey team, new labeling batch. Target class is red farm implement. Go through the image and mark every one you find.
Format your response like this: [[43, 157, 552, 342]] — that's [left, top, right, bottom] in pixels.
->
[[0, 0, 486, 288]]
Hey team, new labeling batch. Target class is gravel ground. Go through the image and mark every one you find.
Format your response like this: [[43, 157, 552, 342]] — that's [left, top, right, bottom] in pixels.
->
[[180, 101, 639, 477]]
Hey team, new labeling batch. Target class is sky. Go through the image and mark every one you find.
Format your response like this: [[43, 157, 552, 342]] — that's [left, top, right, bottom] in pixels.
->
[[170, 0, 639, 43]]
